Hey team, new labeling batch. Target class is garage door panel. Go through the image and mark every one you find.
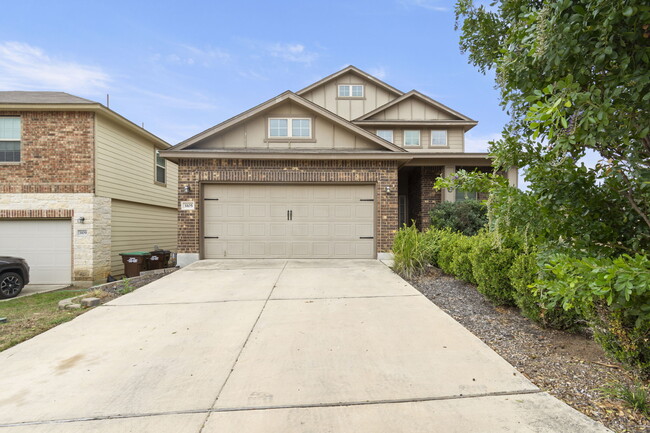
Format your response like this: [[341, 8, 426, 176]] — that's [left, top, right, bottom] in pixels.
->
[[203, 184, 374, 259], [0, 220, 72, 284], [248, 224, 267, 237], [249, 205, 267, 218]]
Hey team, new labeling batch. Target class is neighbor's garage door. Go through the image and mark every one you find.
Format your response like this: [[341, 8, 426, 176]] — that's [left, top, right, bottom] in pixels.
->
[[0, 220, 72, 284], [203, 184, 374, 259]]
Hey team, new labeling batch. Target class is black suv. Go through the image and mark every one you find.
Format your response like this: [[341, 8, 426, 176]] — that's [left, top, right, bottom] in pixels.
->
[[0, 257, 30, 299]]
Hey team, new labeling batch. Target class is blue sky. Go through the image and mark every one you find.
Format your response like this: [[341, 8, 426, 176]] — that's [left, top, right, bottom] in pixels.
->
[[0, 0, 508, 151]]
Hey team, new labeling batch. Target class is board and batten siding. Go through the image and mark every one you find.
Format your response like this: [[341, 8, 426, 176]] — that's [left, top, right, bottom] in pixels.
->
[[95, 114, 178, 209], [110, 199, 178, 276], [300, 72, 400, 120], [190, 101, 382, 151], [366, 98, 456, 121]]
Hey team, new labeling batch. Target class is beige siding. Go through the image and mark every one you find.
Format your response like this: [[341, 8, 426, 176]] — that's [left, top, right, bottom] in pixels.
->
[[95, 114, 178, 208], [110, 199, 178, 276], [300, 72, 399, 120], [367, 97, 457, 121], [362, 127, 465, 153], [191, 101, 381, 151]]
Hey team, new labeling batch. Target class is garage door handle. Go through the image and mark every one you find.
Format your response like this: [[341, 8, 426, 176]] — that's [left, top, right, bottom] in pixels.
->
[[360, 199, 374, 202], [359, 236, 374, 239], [204, 198, 219, 201], [287, 210, 293, 221], [204, 236, 220, 239]]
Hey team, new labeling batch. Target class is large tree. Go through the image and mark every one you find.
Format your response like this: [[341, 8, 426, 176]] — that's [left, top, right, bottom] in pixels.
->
[[453, 0, 650, 253]]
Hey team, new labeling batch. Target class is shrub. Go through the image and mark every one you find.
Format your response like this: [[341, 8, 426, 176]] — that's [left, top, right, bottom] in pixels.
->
[[539, 254, 650, 376], [429, 200, 488, 236], [509, 252, 581, 330], [469, 231, 517, 305], [449, 234, 478, 284], [436, 230, 463, 275], [392, 224, 435, 278]]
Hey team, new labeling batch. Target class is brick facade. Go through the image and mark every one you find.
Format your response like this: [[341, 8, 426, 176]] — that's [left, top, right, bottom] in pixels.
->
[[177, 159, 399, 256], [0, 111, 94, 193]]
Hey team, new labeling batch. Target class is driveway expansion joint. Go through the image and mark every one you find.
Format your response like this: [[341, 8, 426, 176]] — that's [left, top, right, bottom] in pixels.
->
[[0, 389, 544, 429]]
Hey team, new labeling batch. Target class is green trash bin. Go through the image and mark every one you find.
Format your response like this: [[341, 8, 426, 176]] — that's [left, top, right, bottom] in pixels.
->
[[119, 252, 151, 277]]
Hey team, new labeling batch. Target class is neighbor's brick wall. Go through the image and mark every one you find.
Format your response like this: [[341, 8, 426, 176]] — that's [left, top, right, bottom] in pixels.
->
[[177, 159, 399, 255], [0, 111, 95, 193]]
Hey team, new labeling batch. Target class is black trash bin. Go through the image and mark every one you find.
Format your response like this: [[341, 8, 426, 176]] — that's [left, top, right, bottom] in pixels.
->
[[119, 252, 151, 277], [147, 250, 169, 270]]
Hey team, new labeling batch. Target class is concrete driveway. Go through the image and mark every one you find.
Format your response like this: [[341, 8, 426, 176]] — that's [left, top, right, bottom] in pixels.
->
[[0, 259, 610, 432]]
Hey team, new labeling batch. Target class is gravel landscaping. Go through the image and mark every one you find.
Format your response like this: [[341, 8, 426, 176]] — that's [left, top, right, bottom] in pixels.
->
[[409, 267, 650, 433]]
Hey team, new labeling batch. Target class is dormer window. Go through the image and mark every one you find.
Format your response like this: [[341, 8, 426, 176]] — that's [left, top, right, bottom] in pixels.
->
[[269, 118, 312, 138], [338, 85, 364, 98]]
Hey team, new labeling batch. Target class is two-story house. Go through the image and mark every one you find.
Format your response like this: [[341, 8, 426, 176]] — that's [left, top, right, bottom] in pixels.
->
[[161, 66, 517, 265], [0, 92, 178, 285]]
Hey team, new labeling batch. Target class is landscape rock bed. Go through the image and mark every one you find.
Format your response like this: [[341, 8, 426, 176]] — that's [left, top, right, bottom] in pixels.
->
[[410, 267, 650, 433]]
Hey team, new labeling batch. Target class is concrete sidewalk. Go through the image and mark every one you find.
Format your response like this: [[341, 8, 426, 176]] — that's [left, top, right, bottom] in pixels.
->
[[0, 259, 610, 432]]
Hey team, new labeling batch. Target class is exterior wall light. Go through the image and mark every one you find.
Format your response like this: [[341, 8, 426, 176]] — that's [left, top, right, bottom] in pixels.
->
[[385, 186, 391, 194], [183, 185, 191, 194], [76, 216, 85, 224]]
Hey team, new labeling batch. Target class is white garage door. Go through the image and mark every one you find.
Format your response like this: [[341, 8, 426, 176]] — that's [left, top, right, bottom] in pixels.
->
[[0, 220, 72, 284], [203, 184, 375, 259]]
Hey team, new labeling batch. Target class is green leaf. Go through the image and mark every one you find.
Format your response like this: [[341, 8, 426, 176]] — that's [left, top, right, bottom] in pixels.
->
[[622, 6, 634, 16]]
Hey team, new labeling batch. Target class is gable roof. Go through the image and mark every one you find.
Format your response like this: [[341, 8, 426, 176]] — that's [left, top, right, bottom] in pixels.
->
[[0, 91, 170, 149], [171, 91, 406, 153], [0, 91, 95, 105], [296, 65, 404, 97], [353, 90, 477, 123]]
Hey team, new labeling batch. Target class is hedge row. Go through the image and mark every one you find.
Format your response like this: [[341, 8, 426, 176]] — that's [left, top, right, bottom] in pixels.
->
[[392, 225, 650, 376]]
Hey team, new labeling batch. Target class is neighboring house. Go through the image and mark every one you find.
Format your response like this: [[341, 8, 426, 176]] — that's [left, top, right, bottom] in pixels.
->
[[0, 92, 178, 285], [161, 66, 517, 264]]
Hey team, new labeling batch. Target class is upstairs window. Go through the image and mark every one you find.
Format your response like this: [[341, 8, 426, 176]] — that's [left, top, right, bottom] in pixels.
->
[[404, 130, 421, 146], [269, 118, 312, 138], [338, 84, 364, 97], [431, 130, 448, 146], [155, 150, 166, 184], [0, 117, 21, 162], [376, 130, 394, 143]]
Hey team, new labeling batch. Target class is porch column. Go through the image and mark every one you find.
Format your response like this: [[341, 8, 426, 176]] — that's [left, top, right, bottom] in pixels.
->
[[507, 167, 518, 188], [442, 165, 456, 203]]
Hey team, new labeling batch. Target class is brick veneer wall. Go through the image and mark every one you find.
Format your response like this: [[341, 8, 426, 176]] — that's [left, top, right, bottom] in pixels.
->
[[419, 166, 443, 229], [0, 111, 95, 193], [177, 159, 399, 255]]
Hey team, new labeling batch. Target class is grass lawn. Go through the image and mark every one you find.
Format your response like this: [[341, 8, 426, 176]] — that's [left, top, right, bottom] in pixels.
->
[[0, 290, 88, 352]]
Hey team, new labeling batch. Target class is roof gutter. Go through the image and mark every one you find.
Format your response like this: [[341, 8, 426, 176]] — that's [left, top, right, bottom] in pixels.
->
[[158, 150, 415, 163]]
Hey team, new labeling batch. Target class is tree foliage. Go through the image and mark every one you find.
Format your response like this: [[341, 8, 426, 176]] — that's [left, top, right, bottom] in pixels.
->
[[454, 0, 650, 253]]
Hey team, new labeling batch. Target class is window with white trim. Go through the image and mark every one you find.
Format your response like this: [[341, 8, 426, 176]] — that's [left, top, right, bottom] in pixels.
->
[[404, 130, 420, 146], [155, 150, 166, 184], [338, 84, 364, 97], [376, 129, 394, 143], [269, 118, 312, 138], [0, 117, 21, 162], [431, 130, 448, 146]]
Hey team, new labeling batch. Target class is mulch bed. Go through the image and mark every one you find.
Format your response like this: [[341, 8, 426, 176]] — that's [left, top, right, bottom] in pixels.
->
[[409, 267, 650, 433]]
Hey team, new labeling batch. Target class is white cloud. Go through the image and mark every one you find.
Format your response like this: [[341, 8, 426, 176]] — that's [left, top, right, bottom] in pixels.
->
[[267, 43, 318, 64], [152, 44, 230, 67], [368, 66, 387, 80], [0, 41, 110, 93], [399, 0, 449, 12]]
